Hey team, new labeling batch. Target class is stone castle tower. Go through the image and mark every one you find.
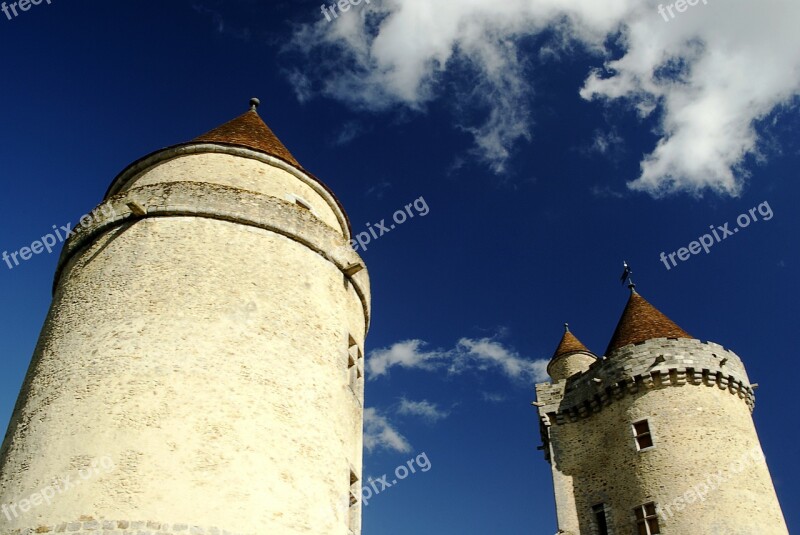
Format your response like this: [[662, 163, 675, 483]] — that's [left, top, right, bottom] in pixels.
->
[[535, 287, 788, 535], [0, 99, 371, 535]]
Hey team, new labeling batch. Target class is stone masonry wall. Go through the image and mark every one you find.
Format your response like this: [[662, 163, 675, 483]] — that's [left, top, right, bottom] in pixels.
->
[[536, 338, 788, 535], [536, 338, 755, 426], [5, 519, 243, 534], [0, 150, 370, 535]]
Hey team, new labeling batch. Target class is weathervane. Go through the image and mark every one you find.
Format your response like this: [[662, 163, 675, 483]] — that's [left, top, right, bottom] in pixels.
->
[[620, 260, 635, 289]]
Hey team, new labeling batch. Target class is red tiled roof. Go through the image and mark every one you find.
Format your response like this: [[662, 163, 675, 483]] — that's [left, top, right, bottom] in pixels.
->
[[552, 327, 592, 360], [605, 290, 692, 355], [193, 109, 301, 169]]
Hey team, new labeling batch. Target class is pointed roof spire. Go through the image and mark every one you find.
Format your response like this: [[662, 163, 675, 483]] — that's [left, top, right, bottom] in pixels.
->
[[605, 288, 692, 355], [552, 323, 592, 360], [547, 323, 596, 380], [193, 97, 301, 169]]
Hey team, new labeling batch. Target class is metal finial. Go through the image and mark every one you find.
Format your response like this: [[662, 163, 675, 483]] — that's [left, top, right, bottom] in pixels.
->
[[564, 323, 570, 333], [620, 260, 633, 288], [249, 97, 261, 111]]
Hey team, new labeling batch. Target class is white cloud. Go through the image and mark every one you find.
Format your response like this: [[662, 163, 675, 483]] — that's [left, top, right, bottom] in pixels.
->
[[397, 398, 450, 422], [367, 337, 549, 384], [367, 339, 445, 377], [453, 338, 548, 382], [287, 0, 800, 196], [364, 407, 412, 453]]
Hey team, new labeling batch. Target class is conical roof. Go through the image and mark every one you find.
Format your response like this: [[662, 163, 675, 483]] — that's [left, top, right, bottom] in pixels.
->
[[193, 99, 301, 169], [104, 98, 353, 236], [552, 324, 592, 360], [605, 289, 692, 355]]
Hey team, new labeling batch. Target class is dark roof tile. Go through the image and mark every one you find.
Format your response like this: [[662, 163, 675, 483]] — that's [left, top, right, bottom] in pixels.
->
[[552, 328, 592, 360], [605, 290, 692, 355], [193, 109, 301, 168]]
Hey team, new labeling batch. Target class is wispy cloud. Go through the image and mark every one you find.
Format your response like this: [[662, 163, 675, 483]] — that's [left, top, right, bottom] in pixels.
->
[[365, 179, 391, 199], [587, 128, 625, 158], [333, 120, 368, 146], [590, 184, 626, 199], [367, 337, 549, 384], [397, 398, 450, 423], [364, 407, 412, 453], [193, 4, 251, 41], [286, 0, 800, 196], [481, 392, 507, 403]]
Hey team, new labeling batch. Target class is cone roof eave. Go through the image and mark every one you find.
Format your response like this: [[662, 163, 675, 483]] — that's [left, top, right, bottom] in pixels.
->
[[605, 290, 692, 355], [192, 109, 302, 169], [551, 329, 594, 361], [104, 102, 353, 236]]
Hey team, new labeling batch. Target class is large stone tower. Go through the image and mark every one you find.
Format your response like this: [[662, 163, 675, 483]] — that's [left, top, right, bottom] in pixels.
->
[[535, 287, 788, 535], [0, 99, 371, 535]]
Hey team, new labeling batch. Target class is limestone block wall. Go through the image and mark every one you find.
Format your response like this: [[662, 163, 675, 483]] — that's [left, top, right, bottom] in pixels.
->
[[0, 149, 370, 535], [548, 352, 597, 383], [4, 519, 244, 534], [536, 338, 788, 535]]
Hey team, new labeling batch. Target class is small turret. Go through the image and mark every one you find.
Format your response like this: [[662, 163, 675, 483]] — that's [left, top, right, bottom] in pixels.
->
[[535, 284, 788, 535], [547, 323, 597, 381]]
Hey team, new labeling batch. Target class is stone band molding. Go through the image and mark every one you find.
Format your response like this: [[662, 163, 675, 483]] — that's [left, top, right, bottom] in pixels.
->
[[104, 144, 353, 239], [536, 338, 756, 428], [54, 181, 371, 334]]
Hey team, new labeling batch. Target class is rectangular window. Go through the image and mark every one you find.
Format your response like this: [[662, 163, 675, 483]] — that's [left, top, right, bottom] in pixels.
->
[[633, 419, 654, 450], [634, 502, 660, 535], [592, 503, 609, 535]]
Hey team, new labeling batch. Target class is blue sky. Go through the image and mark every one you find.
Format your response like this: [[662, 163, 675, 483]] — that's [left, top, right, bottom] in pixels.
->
[[1, 1, 798, 533]]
